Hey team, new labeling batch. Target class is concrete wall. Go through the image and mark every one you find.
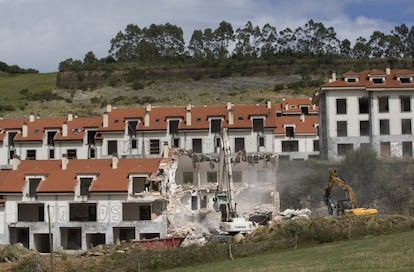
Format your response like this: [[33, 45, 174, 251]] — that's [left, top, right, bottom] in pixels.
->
[[321, 88, 414, 160], [1, 193, 167, 251]]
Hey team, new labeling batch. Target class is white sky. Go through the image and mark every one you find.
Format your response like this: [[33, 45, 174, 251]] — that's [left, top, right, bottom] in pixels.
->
[[1, 0, 413, 72]]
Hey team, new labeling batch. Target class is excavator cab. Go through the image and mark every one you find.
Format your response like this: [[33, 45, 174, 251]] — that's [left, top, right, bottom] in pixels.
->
[[336, 199, 352, 215]]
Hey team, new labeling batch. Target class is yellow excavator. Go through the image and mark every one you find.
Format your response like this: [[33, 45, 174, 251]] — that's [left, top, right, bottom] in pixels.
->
[[324, 169, 378, 216]]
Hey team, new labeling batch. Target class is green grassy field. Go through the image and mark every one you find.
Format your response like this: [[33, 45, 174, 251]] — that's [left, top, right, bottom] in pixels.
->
[[0, 72, 57, 102], [164, 230, 414, 272]]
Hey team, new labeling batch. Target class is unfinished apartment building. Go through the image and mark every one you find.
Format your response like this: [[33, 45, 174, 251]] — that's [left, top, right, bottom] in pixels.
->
[[0, 99, 319, 249], [0, 155, 173, 252], [318, 68, 414, 160]]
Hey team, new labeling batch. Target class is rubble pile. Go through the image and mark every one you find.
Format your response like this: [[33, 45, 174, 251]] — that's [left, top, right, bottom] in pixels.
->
[[275, 208, 312, 220]]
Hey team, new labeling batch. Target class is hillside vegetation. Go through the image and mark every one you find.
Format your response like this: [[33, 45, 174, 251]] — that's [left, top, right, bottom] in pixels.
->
[[0, 69, 318, 118]]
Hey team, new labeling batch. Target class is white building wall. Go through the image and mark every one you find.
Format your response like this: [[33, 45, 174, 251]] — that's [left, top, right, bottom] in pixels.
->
[[322, 87, 414, 159]]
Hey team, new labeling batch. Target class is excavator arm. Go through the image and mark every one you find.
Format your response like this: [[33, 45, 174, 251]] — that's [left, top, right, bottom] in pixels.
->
[[324, 169, 377, 216], [324, 169, 357, 209]]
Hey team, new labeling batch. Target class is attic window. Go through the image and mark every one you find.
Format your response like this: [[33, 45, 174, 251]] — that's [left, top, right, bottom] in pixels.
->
[[33, 129, 40, 133], [289, 105, 297, 109], [238, 117, 244, 121], [300, 106, 309, 115], [347, 78, 357, 83], [29, 178, 41, 197], [114, 119, 119, 123], [72, 128, 80, 133], [196, 118, 202, 122], [400, 77, 411, 83], [155, 118, 160, 122], [285, 126, 294, 138], [80, 178, 93, 196], [372, 78, 384, 84]]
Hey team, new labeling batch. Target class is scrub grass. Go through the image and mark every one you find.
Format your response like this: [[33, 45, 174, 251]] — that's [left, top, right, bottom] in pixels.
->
[[164, 230, 414, 272], [0, 72, 57, 102]]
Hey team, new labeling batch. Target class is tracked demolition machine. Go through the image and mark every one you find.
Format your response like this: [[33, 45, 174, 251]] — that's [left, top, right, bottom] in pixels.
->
[[213, 128, 256, 234], [324, 169, 378, 216]]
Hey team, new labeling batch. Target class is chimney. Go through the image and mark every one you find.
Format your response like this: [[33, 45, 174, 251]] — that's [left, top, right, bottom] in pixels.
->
[[22, 122, 28, 137], [11, 155, 21, 170], [103, 111, 109, 128], [144, 104, 151, 127], [112, 154, 119, 169], [62, 122, 68, 137], [300, 114, 305, 122], [61, 155, 69, 170], [227, 102, 234, 125], [106, 104, 112, 113], [186, 104, 192, 126], [163, 141, 169, 158], [67, 112, 73, 122], [267, 101, 271, 109], [329, 72, 337, 83], [386, 67, 391, 75], [29, 113, 35, 122]]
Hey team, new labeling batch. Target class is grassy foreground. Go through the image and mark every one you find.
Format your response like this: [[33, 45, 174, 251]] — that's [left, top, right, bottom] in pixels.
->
[[165, 230, 414, 272]]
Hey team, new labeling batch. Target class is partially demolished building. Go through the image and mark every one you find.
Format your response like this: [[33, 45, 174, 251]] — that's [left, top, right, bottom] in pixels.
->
[[0, 98, 318, 251]]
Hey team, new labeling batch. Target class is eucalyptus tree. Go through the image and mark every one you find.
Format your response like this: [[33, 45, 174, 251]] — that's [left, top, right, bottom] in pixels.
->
[[109, 24, 143, 61], [260, 23, 278, 58], [390, 24, 414, 58], [202, 28, 216, 61], [188, 29, 205, 61], [369, 31, 390, 58], [352, 36, 371, 58], [340, 39, 352, 58], [294, 19, 340, 56], [213, 21, 234, 59], [234, 21, 261, 58], [278, 27, 296, 55], [142, 23, 185, 63]]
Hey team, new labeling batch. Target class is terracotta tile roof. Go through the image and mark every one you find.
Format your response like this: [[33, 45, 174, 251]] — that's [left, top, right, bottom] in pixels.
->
[[100, 107, 145, 131], [54, 116, 102, 141], [321, 69, 414, 90], [140, 106, 185, 131], [280, 98, 318, 115], [0, 118, 29, 142], [274, 115, 318, 135], [0, 158, 162, 194], [14, 117, 66, 142]]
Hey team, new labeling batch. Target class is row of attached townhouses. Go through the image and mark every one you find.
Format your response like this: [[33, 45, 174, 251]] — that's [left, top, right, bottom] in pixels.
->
[[0, 98, 319, 164], [318, 68, 414, 160], [0, 98, 318, 252]]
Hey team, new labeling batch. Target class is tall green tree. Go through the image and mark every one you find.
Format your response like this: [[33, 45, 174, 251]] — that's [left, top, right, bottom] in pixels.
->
[[188, 29, 205, 61], [234, 21, 261, 58], [369, 31, 390, 58], [352, 36, 371, 58], [213, 21, 234, 59], [294, 20, 339, 56], [260, 23, 278, 58], [340, 39, 352, 58], [108, 24, 143, 61]]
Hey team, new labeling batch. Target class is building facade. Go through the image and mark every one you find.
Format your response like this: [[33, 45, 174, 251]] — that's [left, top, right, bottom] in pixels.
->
[[0, 156, 172, 252], [0, 99, 318, 251], [318, 68, 414, 160], [0, 99, 319, 165]]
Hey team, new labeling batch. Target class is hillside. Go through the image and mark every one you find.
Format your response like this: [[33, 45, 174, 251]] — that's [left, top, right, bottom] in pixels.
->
[[0, 71, 315, 118]]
